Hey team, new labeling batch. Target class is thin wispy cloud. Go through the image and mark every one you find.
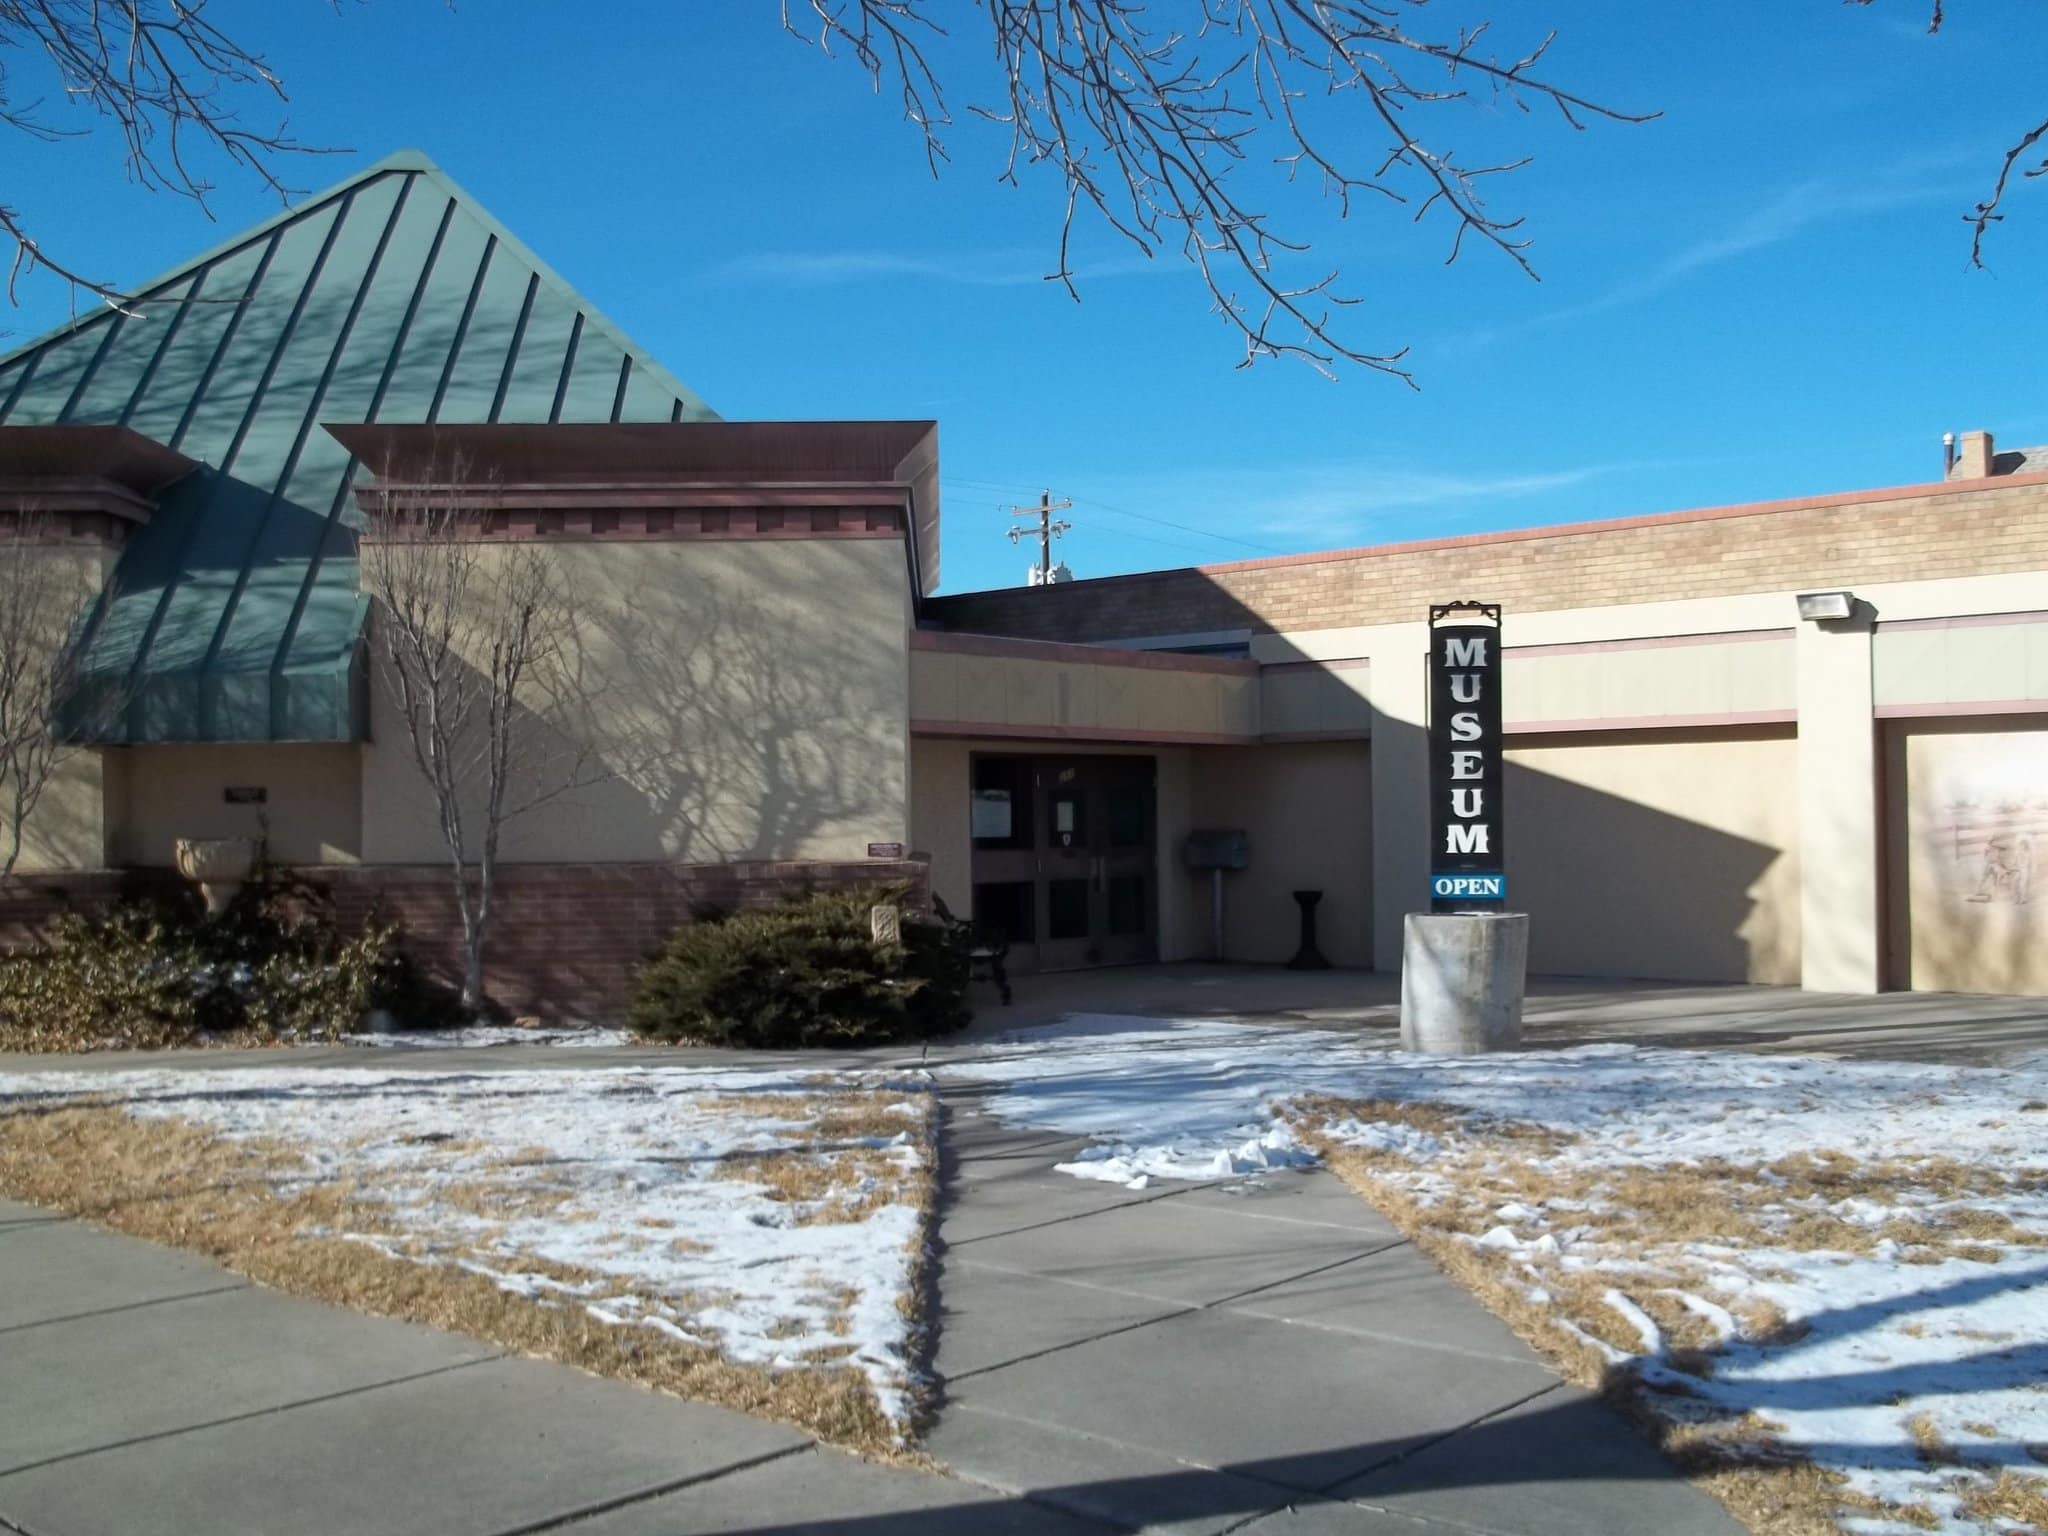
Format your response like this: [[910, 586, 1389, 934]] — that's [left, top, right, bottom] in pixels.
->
[[1073, 459, 1663, 550], [711, 248, 1161, 288], [1447, 155, 1977, 354]]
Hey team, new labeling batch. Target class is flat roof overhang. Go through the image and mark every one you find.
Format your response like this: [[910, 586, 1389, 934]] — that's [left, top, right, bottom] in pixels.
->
[[326, 421, 942, 592], [0, 424, 198, 525]]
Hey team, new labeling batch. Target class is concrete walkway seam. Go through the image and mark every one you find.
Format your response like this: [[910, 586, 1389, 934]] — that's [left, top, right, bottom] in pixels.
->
[[944, 1236, 1406, 1344], [935, 1398, 1482, 1536], [481, 1441, 819, 1536], [942, 1179, 1233, 1249], [0, 1280, 251, 1340], [0, 1352, 506, 1482]]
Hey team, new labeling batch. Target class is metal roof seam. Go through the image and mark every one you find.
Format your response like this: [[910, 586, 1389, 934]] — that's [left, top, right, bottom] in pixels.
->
[[3, 148, 723, 744]]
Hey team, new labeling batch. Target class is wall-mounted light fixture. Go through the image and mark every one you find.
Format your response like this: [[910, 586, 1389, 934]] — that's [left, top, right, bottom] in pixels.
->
[[1795, 590, 1855, 623]]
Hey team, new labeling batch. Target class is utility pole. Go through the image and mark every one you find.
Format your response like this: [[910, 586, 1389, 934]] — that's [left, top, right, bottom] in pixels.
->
[[1006, 489, 1073, 582]]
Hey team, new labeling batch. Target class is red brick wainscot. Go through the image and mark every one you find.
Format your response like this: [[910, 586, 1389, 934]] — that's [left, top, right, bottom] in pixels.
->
[[297, 859, 934, 1023], [0, 860, 931, 1026], [0, 871, 135, 950]]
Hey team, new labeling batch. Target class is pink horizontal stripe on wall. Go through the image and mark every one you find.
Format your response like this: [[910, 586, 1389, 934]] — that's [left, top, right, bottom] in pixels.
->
[[1874, 699, 2048, 720], [1260, 730, 1370, 743], [910, 628, 1258, 676], [1877, 609, 2048, 634], [1506, 709, 1797, 735], [908, 719, 1254, 746], [1507, 628, 1793, 660]]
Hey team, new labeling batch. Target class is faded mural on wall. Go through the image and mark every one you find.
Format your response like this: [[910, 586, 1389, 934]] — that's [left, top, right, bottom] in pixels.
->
[[1905, 726, 2048, 993]]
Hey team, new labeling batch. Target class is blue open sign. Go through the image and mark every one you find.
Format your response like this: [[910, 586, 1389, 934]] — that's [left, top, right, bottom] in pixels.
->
[[1431, 873, 1506, 901]]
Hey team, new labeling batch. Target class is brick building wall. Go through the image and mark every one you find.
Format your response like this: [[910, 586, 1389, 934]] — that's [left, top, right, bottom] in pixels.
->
[[926, 475, 2048, 642], [0, 860, 931, 1025], [0, 871, 134, 949]]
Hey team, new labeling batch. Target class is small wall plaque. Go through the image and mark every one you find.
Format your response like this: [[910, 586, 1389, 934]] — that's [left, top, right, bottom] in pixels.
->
[[224, 786, 268, 805], [866, 841, 906, 859]]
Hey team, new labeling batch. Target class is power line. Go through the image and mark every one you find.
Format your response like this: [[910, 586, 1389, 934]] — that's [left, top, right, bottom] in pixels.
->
[[941, 476, 1287, 558], [1074, 492, 1287, 557]]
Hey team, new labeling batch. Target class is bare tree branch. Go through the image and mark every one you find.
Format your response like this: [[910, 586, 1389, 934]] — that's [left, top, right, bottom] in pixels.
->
[[1846, 0, 2042, 266], [0, 0, 337, 315], [358, 456, 614, 1014], [787, 0, 1653, 380], [1962, 112, 2048, 266]]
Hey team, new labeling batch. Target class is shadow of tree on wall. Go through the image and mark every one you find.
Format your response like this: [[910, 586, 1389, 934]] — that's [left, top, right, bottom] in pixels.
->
[[540, 543, 904, 864]]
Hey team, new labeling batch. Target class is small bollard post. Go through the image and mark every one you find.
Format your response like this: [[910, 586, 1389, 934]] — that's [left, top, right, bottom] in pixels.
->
[[1287, 889, 1331, 970]]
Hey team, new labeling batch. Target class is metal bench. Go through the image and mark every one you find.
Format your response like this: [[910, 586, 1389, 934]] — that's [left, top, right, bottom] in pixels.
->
[[932, 895, 1011, 1006]]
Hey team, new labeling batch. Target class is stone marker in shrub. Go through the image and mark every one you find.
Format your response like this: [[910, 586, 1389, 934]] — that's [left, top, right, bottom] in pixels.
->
[[627, 886, 971, 1049]]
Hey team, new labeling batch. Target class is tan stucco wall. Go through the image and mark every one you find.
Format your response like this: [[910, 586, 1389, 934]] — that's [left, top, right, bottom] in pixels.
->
[[910, 643, 1257, 740], [1260, 663, 1370, 739], [112, 743, 363, 866], [907, 735, 1200, 960], [1885, 716, 2048, 995], [8, 541, 125, 872], [1504, 728, 1801, 984], [1796, 617, 1881, 992], [361, 538, 911, 865], [13, 752, 120, 871], [1187, 742, 1372, 965]]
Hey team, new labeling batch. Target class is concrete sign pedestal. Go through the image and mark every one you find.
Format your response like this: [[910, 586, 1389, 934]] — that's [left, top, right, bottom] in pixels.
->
[[1400, 913, 1529, 1053]]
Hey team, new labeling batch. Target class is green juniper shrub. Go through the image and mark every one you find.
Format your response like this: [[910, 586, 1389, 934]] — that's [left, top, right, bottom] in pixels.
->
[[627, 885, 972, 1049], [0, 864, 458, 1053]]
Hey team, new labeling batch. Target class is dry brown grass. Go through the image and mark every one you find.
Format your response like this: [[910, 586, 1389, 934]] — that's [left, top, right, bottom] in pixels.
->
[[1958, 1469, 2048, 1529], [1908, 1414, 1961, 1467], [0, 1094, 937, 1458], [1289, 1104, 2029, 1536], [712, 1087, 927, 1229], [718, 1145, 912, 1225]]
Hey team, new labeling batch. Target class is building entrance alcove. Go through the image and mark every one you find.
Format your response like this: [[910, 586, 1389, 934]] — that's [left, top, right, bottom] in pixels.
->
[[968, 753, 1158, 972]]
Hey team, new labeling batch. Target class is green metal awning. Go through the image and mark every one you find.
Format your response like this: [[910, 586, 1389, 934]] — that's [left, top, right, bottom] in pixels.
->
[[0, 149, 718, 743]]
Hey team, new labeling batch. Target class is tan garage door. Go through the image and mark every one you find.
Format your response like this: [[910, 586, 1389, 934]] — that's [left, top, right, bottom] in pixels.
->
[[1886, 716, 2048, 995]]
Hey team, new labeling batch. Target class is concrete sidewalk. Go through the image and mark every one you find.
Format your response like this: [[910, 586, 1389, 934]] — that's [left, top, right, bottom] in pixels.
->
[[0, 1156, 1739, 1536], [924, 1087, 1743, 1536], [10, 967, 2043, 1081], [0, 1115, 1744, 1536], [0, 1196, 1104, 1536]]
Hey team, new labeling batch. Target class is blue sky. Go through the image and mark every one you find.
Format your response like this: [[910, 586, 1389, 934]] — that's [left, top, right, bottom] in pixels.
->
[[7, 1, 2047, 594]]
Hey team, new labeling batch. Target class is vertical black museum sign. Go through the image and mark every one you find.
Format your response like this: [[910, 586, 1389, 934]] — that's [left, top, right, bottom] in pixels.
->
[[1428, 601, 1507, 913]]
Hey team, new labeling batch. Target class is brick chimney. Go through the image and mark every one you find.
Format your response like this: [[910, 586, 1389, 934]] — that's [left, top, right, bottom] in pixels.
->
[[1955, 429, 1996, 480]]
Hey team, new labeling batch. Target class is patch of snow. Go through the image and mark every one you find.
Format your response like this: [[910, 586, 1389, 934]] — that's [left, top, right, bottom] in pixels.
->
[[943, 1015, 2048, 1530], [1602, 1287, 1665, 1355], [0, 1062, 931, 1433], [340, 1025, 641, 1049]]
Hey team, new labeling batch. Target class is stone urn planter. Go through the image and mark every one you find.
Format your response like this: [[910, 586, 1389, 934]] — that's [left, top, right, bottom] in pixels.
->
[[173, 837, 259, 916]]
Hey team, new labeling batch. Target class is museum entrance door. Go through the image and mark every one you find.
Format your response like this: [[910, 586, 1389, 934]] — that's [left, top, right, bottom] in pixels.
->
[[968, 753, 1158, 972]]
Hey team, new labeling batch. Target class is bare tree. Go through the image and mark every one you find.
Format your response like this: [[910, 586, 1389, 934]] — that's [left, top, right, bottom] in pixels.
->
[[1847, 0, 2047, 265], [4, 2, 2039, 372], [358, 460, 612, 1014], [791, 1, 2048, 374], [1, 0, 327, 313], [786, 0, 1651, 380], [0, 510, 117, 876]]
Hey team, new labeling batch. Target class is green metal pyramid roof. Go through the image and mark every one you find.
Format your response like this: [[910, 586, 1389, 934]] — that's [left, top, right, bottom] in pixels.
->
[[0, 149, 718, 743]]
